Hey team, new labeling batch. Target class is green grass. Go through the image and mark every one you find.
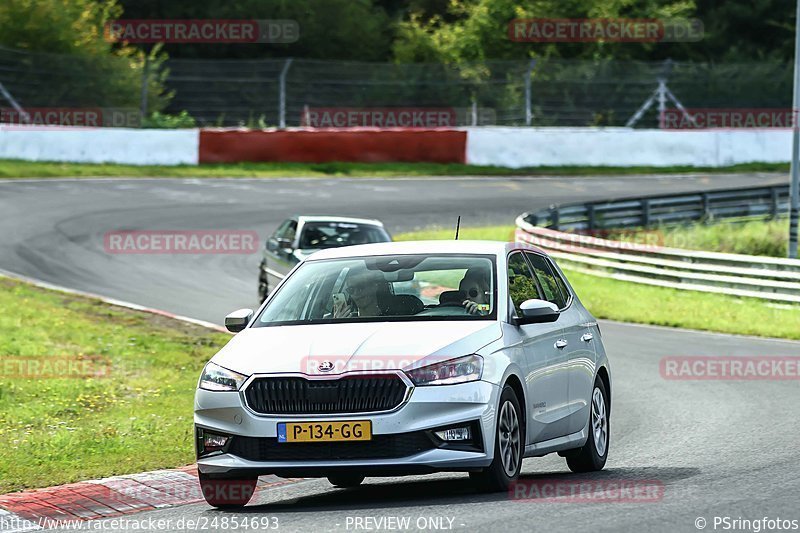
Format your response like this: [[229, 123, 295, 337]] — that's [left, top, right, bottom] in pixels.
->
[[395, 226, 800, 340], [0, 277, 230, 494], [0, 158, 789, 179], [661, 218, 790, 257]]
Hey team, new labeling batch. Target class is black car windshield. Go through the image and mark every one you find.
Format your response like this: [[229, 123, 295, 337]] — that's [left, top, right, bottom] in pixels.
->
[[298, 222, 390, 249], [255, 254, 497, 326]]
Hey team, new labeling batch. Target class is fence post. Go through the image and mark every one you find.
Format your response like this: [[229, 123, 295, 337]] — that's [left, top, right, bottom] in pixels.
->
[[524, 59, 536, 126], [586, 205, 596, 231], [139, 56, 149, 126], [278, 58, 293, 129], [641, 199, 651, 227], [471, 96, 478, 126]]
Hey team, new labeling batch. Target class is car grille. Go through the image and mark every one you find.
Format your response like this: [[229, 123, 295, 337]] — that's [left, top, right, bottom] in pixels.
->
[[244, 375, 409, 415], [228, 432, 435, 461]]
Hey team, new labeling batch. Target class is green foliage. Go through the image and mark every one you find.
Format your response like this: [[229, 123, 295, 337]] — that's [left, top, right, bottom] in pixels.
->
[[393, 0, 697, 63], [0, 0, 120, 55], [662, 218, 790, 257], [117, 0, 393, 61], [143, 110, 197, 129], [0, 0, 169, 110]]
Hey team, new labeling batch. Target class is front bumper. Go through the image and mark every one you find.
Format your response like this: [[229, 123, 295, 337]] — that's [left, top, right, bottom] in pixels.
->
[[194, 379, 500, 477]]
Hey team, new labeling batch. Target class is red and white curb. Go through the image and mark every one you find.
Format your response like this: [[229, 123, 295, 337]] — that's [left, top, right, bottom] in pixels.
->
[[0, 466, 299, 531]]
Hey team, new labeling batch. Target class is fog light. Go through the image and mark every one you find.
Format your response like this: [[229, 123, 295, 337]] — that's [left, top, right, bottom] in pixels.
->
[[435, 426, 471, 441], [202, 432, 229, 453]]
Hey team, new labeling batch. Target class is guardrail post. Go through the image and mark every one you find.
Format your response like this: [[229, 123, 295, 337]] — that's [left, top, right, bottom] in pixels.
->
[[549, 206, 560, 230], [701, 193, 711, 222], [641, 199, 651, 227], [771, 187, 781, 219], [586, 205, 596, 231]]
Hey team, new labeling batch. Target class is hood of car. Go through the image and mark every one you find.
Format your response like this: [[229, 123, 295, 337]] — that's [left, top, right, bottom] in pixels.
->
[[211, 321, 502, 376]]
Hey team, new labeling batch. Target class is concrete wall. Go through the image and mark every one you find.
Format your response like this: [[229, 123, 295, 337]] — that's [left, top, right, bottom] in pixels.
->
[[465, 127, 792, 168], [0, 126, 793, 167], [0, 127, 199, 165]]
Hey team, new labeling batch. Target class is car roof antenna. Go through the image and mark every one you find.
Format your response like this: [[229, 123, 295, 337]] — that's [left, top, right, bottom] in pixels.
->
[[454, 216, 461, 240]]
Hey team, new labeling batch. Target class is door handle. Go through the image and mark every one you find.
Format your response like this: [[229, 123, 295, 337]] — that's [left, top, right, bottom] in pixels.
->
[[581, 332, 594, 342], [554, 339, 568, 349]]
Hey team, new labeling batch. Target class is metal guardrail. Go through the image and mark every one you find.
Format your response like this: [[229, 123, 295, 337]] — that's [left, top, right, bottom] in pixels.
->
[[516, 185, 800, 304], [524, 185, 790, 231]]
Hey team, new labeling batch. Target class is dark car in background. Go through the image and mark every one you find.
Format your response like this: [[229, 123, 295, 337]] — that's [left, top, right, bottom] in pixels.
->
[[258, 216, 392, 301]]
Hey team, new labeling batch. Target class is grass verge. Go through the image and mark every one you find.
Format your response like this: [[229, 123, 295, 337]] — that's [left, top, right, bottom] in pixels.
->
[[661, 218, 790, 257], [0, 159, 789, 179], [0, 277, 230, 494], [395, 226, 800, 340]]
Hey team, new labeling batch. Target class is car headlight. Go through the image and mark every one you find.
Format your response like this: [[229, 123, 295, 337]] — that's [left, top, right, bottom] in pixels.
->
[[199, 362, 248, 391], [406, 355, 483, 386]]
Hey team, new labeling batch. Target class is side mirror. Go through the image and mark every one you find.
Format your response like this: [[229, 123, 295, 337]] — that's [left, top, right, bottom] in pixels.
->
[[275, 237, 293, 250], [516, 299, 560, 325], [225, 308, 254, 333]]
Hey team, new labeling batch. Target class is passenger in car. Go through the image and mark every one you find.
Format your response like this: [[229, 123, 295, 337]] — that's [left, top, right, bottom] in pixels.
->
[[460, 268, 491, 315]]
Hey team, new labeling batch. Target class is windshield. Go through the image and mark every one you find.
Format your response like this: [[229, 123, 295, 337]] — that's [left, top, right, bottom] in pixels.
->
[[255, 254, 496, 326], [298, 222, 390, 249]]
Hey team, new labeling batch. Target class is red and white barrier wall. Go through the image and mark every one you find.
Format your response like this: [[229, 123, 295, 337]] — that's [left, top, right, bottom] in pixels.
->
[[0, 127, 200, 165], [0, 126, 793, 167]]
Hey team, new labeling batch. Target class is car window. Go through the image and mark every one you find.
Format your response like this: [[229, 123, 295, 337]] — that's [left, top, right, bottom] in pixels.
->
[[283, 220, 298, 242], [298, 222, 390, 249], [525, 252, 567, 309], [507, 252, 540, 316], [273, 219, 297, 242], [255, 254, 496, 326]]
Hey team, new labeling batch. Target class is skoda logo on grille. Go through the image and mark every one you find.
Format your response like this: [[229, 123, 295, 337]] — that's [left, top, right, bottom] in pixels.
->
[[318, 360, 335, 372]]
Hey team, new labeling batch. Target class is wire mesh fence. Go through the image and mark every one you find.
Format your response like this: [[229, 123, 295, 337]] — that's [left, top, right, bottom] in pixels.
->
[[0, 45, 793, 128]]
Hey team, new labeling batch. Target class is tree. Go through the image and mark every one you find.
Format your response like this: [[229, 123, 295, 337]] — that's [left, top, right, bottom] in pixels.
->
[[392, 0, 698, 63], [0, 0, 163, 110]]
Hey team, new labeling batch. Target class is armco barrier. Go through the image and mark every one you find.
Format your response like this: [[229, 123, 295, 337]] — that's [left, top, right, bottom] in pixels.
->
[[198, 128, 467, 164], [515, 186, 800, 303], [525, 185, 791, 231]]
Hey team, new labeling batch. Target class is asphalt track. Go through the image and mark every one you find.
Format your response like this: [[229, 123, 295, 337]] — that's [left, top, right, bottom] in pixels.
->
[[1, 173, 799, 532]]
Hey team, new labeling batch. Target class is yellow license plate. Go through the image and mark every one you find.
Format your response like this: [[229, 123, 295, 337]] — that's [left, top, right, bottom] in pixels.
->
[[277, 420, 372, 443]]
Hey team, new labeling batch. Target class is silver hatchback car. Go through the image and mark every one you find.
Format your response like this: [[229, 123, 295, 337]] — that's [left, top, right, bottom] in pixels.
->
[[194, 241, 610, 507]]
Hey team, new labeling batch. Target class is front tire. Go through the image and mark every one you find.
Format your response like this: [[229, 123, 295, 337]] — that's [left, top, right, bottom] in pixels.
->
[[470, 385, 523, 492], [327, 474, 365, 488], [565, 377, 609, 473], [198, 473, 257, 508]]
